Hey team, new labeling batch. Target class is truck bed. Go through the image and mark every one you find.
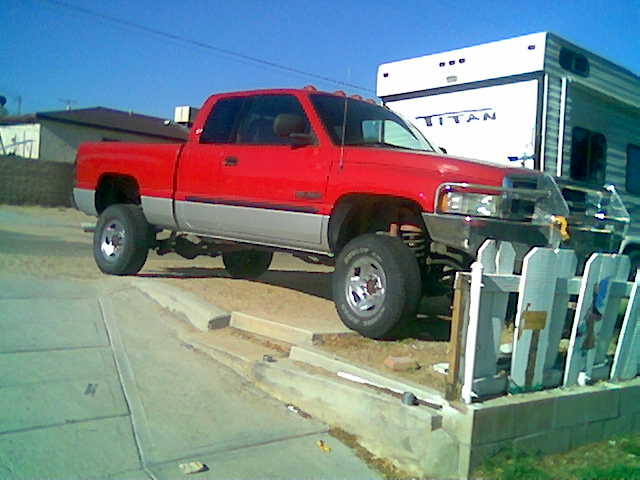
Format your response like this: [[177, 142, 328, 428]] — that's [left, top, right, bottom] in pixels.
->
[[75, 142, 183, 199]]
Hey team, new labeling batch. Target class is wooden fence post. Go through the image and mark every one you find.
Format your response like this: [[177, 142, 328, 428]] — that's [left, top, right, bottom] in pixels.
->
[[511, 248, 577, 391], [461, 262, 484, 404], [459, 240, 515, 402], [445, 272, 470, 401], [564, 254, 630, 386], [611, 271, 640, 381]]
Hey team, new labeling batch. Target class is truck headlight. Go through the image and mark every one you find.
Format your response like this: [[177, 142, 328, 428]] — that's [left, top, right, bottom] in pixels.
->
[[439, 191, 501, 217]]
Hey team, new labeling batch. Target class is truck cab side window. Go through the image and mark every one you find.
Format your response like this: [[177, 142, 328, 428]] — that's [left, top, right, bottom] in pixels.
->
[[626, 144, 640, 195], [569, 126, 606, 185], [200, 97, 245, 144], [235, 95, 311, 145]]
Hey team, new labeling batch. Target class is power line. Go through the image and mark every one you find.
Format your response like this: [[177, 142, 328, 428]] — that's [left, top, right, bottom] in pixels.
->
[[39, 0, 375, 94]]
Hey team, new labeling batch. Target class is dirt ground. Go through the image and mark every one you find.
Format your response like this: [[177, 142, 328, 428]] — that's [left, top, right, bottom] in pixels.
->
[[0, 205, 452, 392]]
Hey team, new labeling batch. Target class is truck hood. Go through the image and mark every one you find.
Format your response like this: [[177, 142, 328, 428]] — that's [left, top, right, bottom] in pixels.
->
[[344, 146, 539, 186]]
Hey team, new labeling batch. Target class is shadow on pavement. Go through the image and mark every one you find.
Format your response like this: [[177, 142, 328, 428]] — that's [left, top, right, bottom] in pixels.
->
[[0, 229, 91, 257], [138, 267, 334, 300]]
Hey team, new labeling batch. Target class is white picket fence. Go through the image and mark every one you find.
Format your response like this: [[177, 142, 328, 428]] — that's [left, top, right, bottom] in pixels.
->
[[450, 240, 640, 404]]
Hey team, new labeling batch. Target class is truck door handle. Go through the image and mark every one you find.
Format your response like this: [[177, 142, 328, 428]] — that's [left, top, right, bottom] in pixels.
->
[[224, 156, 239, 166]]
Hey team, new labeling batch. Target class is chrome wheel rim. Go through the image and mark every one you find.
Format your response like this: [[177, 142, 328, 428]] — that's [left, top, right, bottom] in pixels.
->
[[100, 220, 126, 261], [345, 256, 387, 318]]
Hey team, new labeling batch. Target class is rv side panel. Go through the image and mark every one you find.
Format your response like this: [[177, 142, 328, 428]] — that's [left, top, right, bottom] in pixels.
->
[[545, 34, 640, 107], [384, 79, 541, 167], [544, 34, 640, 237], [542, 76, 564, 176]]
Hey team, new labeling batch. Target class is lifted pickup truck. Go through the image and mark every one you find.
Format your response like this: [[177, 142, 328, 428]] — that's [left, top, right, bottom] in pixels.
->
[[75, 86, 577, 338]]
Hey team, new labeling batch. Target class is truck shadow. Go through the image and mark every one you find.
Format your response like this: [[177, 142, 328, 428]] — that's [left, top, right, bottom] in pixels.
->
[[138, 267, 453, 341], [138, 267, 333, 300]]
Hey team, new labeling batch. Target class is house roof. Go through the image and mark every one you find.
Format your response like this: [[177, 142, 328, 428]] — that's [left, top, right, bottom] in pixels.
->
[[0, 107, 188, 141]]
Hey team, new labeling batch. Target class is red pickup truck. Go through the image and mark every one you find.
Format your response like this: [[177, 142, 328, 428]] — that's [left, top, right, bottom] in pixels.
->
[[74, 87, 571, 338]]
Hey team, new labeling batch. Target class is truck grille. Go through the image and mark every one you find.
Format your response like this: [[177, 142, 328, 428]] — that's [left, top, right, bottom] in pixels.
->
[[503, 175, 538, 220]]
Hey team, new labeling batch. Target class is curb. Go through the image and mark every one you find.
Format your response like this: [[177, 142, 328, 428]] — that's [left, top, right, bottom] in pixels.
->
[[252, 358, 457, 478], [130, 278, 231, 331], [289, 345, 446, 408], [229, 311, 356, 346]]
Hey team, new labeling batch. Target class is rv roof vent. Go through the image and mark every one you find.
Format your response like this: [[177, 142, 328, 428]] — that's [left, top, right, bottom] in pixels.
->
[[559, 48, 590, 77]]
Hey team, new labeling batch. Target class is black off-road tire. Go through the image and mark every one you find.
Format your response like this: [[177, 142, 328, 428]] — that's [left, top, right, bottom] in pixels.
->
[[93, 204, 152, 275], [333, 233, 421, 339], [223, 250, 273, 279]]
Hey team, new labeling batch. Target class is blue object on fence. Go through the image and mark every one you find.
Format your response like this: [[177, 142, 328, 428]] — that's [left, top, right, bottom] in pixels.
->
[[594, 276, 612, 315]]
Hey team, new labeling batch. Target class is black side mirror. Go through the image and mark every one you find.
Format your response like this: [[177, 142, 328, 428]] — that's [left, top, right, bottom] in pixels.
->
[[274, 114, 313, 145], [439, 146, 448, 154]]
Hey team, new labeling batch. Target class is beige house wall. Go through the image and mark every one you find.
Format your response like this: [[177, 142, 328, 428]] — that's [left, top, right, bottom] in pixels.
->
[[39, 120, 180, 163]]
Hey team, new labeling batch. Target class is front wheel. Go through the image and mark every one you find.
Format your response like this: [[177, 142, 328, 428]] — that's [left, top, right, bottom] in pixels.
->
[[223, 250, 273, 279], [333, 234, 421, 339], [93, 204, 151, 275]]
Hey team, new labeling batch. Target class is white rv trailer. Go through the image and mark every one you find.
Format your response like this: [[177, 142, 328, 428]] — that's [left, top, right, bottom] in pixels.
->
[[377, 32, 640, 269]]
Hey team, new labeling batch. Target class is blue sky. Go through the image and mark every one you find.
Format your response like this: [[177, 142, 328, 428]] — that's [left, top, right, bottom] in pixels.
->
[[2, 0, 638, 119]]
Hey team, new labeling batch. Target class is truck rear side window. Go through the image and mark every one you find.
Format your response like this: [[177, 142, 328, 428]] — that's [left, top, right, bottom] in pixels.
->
[[626, 144, 640, 195], [235, 95, 310, 145], [200, 97, 245, 143], [569, 126, 606, 185]]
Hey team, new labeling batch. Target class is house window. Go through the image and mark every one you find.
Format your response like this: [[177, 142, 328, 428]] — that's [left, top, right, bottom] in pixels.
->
[[569, 127, 606, 184], [559, 48, 590, 77], [626, 144, 640, 195]]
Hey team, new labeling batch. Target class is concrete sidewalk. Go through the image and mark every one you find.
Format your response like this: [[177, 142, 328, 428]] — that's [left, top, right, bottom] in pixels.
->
[[131, 277, 456, 479], [0, 274, 380, 480]]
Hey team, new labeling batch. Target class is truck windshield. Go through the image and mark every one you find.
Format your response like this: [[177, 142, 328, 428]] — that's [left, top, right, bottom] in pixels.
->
[[310, 94, 435, 152]]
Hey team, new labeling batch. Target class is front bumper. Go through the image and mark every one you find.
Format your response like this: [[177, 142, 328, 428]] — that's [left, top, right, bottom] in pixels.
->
[[422, 213, 562, 258], [422, 212, 625, 273]]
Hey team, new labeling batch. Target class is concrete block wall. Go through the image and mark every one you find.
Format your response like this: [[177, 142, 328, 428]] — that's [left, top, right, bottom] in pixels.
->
[[445, 378, 640, 477], [0, 155, 74, 207]]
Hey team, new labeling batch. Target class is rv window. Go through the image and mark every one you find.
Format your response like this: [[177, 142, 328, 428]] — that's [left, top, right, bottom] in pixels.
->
[[626, 144, 640, 195], [569, 127, 606, 185], [559, 48, 590, 77]]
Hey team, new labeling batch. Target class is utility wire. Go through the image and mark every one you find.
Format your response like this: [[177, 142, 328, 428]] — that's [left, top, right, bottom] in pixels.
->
[[39, 0, 375, 94]]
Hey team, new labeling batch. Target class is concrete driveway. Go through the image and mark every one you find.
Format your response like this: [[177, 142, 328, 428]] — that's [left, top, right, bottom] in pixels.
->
[[0, 273, 379, 479]]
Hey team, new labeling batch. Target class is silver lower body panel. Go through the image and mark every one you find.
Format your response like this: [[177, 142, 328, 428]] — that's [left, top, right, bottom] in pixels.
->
[[141, 196, 177, 230], [73, 188, 97, 216], [174, 200, 331, 254]]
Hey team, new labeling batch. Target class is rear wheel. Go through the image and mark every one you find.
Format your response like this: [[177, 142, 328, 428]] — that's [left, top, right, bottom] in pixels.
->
[[333, 234, 421, 339], [223, 250, 273, 279], [93, 204, 151, 275]]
